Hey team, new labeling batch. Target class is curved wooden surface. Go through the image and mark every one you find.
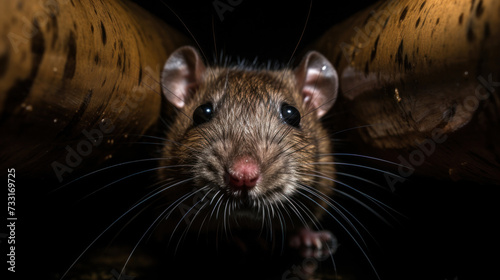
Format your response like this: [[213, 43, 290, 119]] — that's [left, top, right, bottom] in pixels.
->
[[0, 0, 189, 181], [1, 0, 498, 184], [311, 0, 500, 184]]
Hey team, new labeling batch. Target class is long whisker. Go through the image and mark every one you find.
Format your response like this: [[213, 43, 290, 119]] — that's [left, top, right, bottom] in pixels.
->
[[285, 0, 312, 66], [80, 165, 194, 201], [291, 190, 339, 278], [311, 161, 405, 180], [59, 177, 195, 280], [327, 152, 408, 168], [159, 1, 209, 65], [335, 171, 386, 189], [287, 196, 323, 231], [222, 196, 232, 240], [265, 202, 273, 242], [51, 157, 177, 193], [177, 187, 215, 246], [131, 136, 202, 153], [173, 188, 210, 253], [273, 201, 287, 254], [120, 185, 208, 277], [329, 124, 381, 136], [300, 171, 401, 217], [294, 186, 381, 280], [138, 177, 201, 243], [297, 183, 369, 247], [281, 196, 306, 229], [167, 186, 212, 250]]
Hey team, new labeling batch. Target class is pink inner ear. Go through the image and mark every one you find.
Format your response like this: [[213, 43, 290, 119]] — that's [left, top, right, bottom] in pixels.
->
[[161, 46, 206, 109], [301, 68, 334, 118], [295, 51, 338, 119], [302, 68, 323, 105]]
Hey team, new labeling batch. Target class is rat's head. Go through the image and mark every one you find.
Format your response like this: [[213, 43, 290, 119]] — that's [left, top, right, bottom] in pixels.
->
[[159, 46, 338, 229]]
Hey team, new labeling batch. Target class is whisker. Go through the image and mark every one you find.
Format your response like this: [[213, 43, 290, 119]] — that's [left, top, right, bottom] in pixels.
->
[[119, 134, 168, 142], [222, 197, 234, 241], [131, 138, 201, 153], [335, 171, 386, 190], [286, 195, 323, 231], [328, 186, 391, 231], [158, 1, 210, 70], [281, 196, 305, 229], [213, 192, 226, 221], [174, 188, 212, 253], [167, 186, 212, 251], [299, 171, 402, 218], [330, 124, 382, 136], [59, 177, 194, 280], [197, 204, 214, 239], [291, 195, 340, 268], [328, 152, 408, 168], [80, 165, 194, 201], [266, 202, 274, 242], [297, 183, 369, 247], [285, 0, 312, 66], [51, 157, 178, 193], [107, 201, 153, 247], [258, 197, 266, 237], [143, 178, 203, 242], [311, 161, 405, 180], [121, 185, 209, 276], [273, 201, 287, 254], [294, 186, 381, 280]]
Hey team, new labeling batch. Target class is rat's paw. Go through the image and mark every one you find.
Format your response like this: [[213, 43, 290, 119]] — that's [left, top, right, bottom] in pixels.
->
[[289, 228, 338, 258]]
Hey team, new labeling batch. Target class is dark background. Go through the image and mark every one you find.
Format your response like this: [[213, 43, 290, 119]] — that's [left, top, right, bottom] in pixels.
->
[[9, 1, 498, 280], [135, 0, 379, 62], [129, 1, 500, 278]]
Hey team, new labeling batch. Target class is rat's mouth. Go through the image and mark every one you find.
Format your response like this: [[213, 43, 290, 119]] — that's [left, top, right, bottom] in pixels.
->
[[228, 192, 287, 222], [217, 192, 264, 219]]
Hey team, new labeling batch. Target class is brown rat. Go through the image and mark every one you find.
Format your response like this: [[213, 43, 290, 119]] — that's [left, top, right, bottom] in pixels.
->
[[158, 46, 338, 255]]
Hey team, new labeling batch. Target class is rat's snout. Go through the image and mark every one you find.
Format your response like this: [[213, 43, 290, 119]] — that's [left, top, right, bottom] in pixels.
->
[[226, 155, 261, 192]]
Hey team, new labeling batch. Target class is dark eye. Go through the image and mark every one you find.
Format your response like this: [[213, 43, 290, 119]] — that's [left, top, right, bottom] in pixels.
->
[[280, 103, 301, 128], [193, 103, 214, 125]]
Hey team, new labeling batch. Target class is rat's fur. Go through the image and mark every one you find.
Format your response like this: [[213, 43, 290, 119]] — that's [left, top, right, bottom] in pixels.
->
[[158, 46, 337, 237]]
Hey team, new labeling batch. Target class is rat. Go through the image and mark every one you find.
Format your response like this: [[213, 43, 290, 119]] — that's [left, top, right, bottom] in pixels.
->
[[157, 46, 339, 256]]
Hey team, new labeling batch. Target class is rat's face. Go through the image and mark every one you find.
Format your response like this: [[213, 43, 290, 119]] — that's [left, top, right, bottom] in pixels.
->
[[160, 46, 338, 228]]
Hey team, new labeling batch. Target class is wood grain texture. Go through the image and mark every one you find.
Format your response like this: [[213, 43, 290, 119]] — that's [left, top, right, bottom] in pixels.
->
[[0, 0, 190, 180], [311, 0, 500, 183]]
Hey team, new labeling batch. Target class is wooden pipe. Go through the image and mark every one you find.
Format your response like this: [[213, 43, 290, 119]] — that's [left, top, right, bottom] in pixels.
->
[[310, 0, 500, 184], [0, 0, 190, 182]]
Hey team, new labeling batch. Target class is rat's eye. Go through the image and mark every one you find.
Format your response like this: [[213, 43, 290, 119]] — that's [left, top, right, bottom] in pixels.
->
[[193, 103, 214, 125], [280, 103, 301, 128]]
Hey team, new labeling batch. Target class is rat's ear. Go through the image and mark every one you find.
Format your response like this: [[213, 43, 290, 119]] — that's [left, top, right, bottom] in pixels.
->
[[294, 51, 338, 118], [161, 46, 206, 108]]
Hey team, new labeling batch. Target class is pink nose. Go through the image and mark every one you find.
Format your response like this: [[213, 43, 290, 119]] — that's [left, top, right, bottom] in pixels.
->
[[227, 156, 260, 191]]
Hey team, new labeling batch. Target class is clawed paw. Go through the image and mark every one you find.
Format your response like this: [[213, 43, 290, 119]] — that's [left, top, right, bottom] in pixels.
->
[[289, 228, 338, 258]]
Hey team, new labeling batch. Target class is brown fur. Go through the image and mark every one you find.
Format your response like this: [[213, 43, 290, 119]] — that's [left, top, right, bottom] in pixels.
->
[[158, 65, 335, 232]]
